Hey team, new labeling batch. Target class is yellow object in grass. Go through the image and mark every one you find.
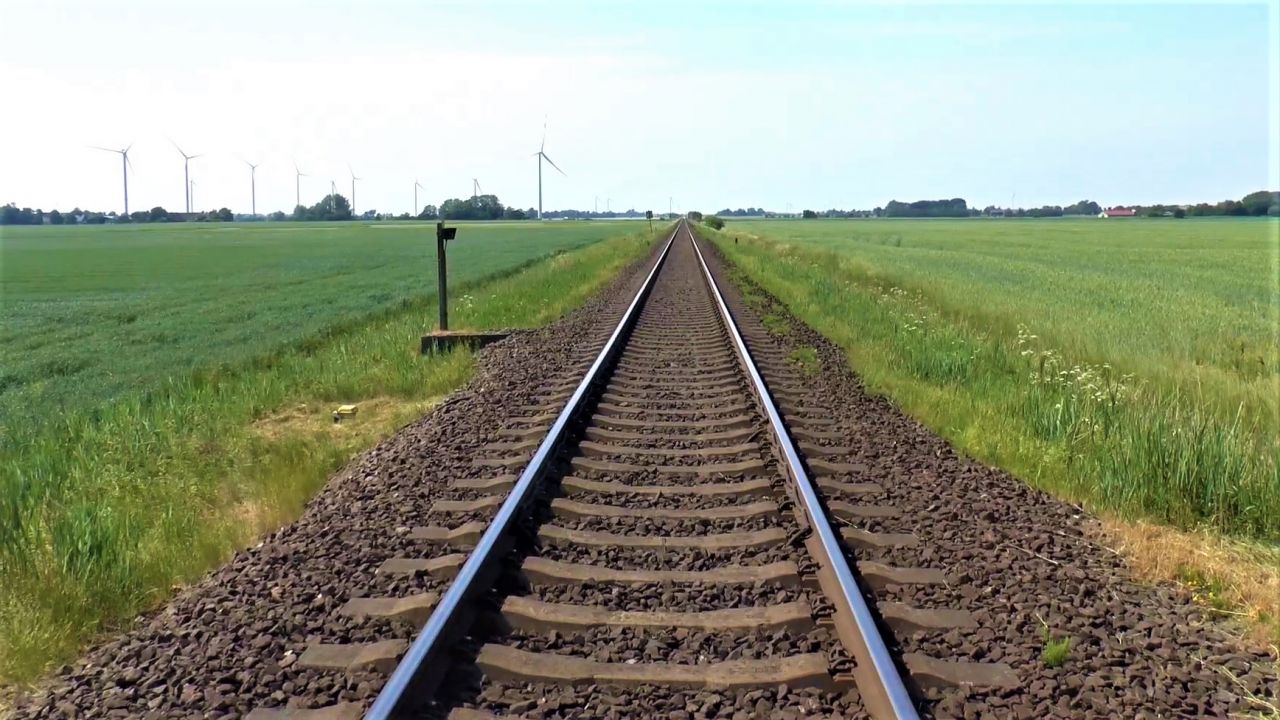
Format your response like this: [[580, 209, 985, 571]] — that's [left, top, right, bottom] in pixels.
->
[[332, 404, 359, 423]]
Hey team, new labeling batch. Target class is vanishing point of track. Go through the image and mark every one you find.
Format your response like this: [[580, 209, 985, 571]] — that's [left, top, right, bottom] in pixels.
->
[[248, 221, 1015, 720]]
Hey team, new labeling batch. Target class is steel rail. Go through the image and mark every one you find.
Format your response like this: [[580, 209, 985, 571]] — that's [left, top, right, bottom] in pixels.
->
[[687, 224, 920, 720], [364, 225, 679, 720]]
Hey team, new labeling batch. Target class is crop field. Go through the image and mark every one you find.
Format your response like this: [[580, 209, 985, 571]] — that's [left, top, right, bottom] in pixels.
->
[[1, 221, 626, 427], [708, 218, 1279, 538], [707, 217, 1280, 640], [0, 220, 657, 681]]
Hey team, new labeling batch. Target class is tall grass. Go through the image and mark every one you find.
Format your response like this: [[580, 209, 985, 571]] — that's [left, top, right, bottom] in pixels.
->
[[704, 224, 1280, 540], [0, 228, 656, 683]]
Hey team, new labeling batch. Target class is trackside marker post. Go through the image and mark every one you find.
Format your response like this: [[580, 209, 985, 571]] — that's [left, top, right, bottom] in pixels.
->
[[436, 221, 457, 331], [420, 222, 507, 354]]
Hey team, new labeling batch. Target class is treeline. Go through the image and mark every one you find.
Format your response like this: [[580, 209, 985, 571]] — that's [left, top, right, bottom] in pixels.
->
[[715, 207, 767, 217], [375, 196, 645, 221], [795, 191, 1277, 220], [804, 209, 877, 219], [290, 194, 353, 221], [366, 195, 533, 221], [0, 204, 238, 225], [1162, 191, 1277, 217], [882, 198, 970, 218], [543, 208, 646, 219], [979, 200, 1101, 218]]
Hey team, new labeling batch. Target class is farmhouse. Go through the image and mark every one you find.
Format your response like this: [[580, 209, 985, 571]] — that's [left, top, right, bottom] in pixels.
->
[[1099, 207, 1137, 217]]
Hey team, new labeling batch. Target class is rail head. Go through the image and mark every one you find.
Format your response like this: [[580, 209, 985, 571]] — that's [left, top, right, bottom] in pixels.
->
[[363, 225, 680, 720], [685, 224, 920, 720]]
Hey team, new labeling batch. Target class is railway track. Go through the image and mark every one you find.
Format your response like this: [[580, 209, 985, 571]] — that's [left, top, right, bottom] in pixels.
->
[[248, 221, 1014, 720]]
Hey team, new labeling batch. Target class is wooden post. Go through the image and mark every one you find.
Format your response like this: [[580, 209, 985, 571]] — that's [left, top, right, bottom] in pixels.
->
[[436, 222, 449, 331]]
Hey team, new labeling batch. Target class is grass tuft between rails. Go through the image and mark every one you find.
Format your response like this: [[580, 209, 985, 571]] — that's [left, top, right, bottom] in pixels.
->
[[0, 227, 657, 685], [697, 221, 1280, 645]]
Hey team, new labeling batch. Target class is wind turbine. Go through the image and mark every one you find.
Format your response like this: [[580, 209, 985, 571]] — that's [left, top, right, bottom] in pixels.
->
[[349, 165, 361, 215], [294, 161, 307, 209], [244, 160, 259, 216], [189, 179, 196, 211], [172, 140, 201, 213], [533, 122, 565, 220], [414, 179, 423, 217], [90, 144, 133, 216], [472, 178, 481, 200]]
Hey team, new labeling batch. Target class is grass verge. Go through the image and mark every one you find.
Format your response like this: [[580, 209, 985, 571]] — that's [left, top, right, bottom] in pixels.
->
[[700, 224, 1280, 647], [0, 227, 657, 684]]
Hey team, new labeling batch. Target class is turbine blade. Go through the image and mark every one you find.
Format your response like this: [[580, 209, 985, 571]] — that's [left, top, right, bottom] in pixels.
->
[[171, 139, 186, 156], [88, 145, 118, 153], [542, 154, 566, 176], [124, 142, 133, 154], [541, 117, 547, 153]]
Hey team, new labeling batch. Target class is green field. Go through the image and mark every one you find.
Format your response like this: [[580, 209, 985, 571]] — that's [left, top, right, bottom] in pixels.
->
[[708, 218, 1279, 539], [1, 221, 624, 427], [0, 220, 657, 682]]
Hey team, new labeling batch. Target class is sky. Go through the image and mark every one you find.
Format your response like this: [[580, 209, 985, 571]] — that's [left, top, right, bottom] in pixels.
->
[[0, 1, 1276, 216]]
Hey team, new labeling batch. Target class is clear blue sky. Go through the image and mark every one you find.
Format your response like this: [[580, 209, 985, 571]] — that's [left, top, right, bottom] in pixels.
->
[[1, 1, 1275, 215]]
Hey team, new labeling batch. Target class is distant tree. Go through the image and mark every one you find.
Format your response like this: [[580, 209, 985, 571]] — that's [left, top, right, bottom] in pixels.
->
[[288, 195, 352, 221], [801, 209, 818, 219], [1064, 200, 1101, 216], [439, 195, 502, 220], [268, 210, 287, 221], [883, 199, 968, 218], [323, 195, 352, 221], [418, 204, 438, 220], [704, 216, 725, 229], [49, 209, 64, 225], [1241, 190, 1279, 216], [1173, 207, 1186, 218], [215, 207, 234, 222], [503, 206, 528, 220], [686, 210, 704, 221], [149, 206, 169, 222]]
